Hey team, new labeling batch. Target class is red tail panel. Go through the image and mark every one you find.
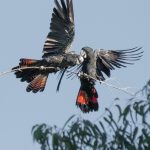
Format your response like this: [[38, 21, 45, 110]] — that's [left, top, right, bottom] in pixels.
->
[[77, 90, 88, 105], [76, 87, 99, 113], [19, 58, 39, 66], [26, 74, 48, 93]]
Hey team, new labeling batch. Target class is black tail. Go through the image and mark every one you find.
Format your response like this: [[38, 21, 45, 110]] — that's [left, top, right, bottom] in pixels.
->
[[12, 58, 52, 93], [76, 78, 99, 113]]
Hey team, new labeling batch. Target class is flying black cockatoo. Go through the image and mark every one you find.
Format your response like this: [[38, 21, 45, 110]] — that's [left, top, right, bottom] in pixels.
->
[[12, 0, 83, 93], [76, 46, 143, 113]]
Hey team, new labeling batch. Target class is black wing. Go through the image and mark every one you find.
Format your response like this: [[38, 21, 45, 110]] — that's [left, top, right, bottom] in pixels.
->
[[42, 0, 75, 57], [95, 47, 143, 78]]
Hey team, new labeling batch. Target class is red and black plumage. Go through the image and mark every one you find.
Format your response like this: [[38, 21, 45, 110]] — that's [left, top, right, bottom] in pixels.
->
[[76, 47, 99, 113], [12, 0, 81, 93], [12, 0, 143, 113], [76, 46, 143, 113], [76, 78, 99, 113]]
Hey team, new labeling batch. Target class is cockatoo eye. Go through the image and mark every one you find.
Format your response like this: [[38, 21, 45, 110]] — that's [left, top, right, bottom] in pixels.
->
[[80, 50, 87, 58]]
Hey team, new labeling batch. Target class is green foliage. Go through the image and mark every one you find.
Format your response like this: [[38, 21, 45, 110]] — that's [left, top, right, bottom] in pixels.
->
[[32, 80, 150, 150]]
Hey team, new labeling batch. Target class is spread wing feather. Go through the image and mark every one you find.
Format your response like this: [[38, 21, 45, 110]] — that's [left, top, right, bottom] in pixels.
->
[[42, 0, 75, 57], [96, 47, 143, 78]]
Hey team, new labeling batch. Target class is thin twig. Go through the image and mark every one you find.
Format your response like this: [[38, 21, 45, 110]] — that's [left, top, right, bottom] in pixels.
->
[[80, 73, 135, 96], [0, 66, 136, 96], [100, 81, 135, 96], [0, 66, 56, 77]]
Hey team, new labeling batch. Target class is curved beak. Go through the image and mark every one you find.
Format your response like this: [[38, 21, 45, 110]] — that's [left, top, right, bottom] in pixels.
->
[[80, 49, 87, 58]]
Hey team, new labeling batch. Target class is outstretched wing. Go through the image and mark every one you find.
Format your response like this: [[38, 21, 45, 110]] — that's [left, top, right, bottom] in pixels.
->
[[42, 0, 75, 57], [95, 47, 143, 78]]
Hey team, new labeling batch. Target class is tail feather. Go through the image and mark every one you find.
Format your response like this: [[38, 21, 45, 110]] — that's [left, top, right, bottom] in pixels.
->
[[12, 58, 49, 93], [26, 74, 48, 93], [76, 84, 99, 113], [12, 58, 41, 83], [14, 68, 39, 83], [19, 58, 39, 66]]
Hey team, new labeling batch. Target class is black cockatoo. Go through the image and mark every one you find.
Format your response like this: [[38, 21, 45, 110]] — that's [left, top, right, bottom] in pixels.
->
[[12, 0, 83, 93], [76, 46, 143, 113]]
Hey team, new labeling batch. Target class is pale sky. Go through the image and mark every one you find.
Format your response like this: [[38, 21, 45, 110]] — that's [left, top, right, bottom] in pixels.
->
[[0, 0, 149, 149]]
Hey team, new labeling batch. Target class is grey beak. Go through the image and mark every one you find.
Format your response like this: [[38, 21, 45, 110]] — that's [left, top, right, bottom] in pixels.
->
[[80, 50, 87, 58]]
